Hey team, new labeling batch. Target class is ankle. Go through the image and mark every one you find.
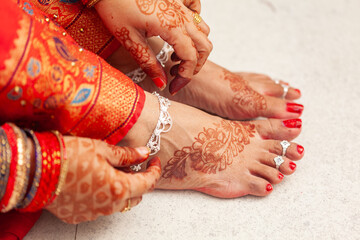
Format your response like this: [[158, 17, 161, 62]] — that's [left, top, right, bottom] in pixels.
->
[[119, 91, 160, 147]]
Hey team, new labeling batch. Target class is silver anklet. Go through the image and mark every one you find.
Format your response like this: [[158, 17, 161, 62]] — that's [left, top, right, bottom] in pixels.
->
[[126, 42, 173, 83], [130, 92, 172, 171]]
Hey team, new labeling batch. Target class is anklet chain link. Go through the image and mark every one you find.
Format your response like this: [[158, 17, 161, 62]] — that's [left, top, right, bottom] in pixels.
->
[[130, 92, 172, 171], [126, 42, 173, 83]]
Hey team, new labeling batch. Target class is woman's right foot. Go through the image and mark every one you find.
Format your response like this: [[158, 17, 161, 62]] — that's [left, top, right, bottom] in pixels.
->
[[120, 92, 304, 198]]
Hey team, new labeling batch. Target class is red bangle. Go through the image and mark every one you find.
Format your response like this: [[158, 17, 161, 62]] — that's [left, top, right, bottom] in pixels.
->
[[0, 124, 19, 212], [44, 132, 61, 206], [19, 132, 60, 212]]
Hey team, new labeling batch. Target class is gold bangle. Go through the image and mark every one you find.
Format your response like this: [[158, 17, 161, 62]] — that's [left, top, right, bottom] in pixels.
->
[[52, 131, 68, 197], [87, 0, 102, 8]]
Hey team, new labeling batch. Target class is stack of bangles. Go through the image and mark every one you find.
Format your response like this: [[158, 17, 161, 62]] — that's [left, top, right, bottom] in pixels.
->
[[0, 123, 68, 213]]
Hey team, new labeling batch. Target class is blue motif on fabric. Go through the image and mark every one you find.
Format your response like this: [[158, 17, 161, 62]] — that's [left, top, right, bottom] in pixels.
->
[[23, 2, 34, 16], [60, 0, 80, 3], [51, 65, 64, 82], [26, 58, 41, 78], [71, 88, 92, 105], [37, 0, 51, 5], [83, 66, 97, 79], [53, 37, 78, 62], [7, 87, 23, 101]]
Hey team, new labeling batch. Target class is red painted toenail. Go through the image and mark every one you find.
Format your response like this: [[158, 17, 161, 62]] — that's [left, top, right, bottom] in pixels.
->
[[286, 103, 304, 114], [266, 184, 273, 191], [289, 162, 297, 170], [295, 89, 301, 95], [278, 173, 284, 180], [283, 119, 302, 128], [297, 145, 304, 154]]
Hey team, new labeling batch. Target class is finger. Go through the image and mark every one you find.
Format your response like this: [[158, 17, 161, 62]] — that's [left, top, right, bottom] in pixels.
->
[[186, 14, 212, 74], [170, 64, 180, 76], [161, 31, 197, 95], [193, 12, 210, 36], [128, 157, 161, 197], [171, 52, 181, 62], [120, 196, 142, 212], [114, 27, 167, 90], [184, 0, 201, 14], [106, 145, 150, 167]]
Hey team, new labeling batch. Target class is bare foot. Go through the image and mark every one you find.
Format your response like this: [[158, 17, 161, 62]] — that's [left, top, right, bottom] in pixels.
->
[[120, 92, 304, 198], [107, 38, 304, 120]]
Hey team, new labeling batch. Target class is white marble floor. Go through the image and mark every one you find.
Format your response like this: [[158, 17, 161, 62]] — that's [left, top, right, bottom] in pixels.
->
[[26, 0, 360, 239]]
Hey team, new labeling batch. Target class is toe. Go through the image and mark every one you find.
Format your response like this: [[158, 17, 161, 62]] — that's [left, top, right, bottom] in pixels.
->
[[246, 175, 273, 197], [242, 73, 302, 101], [259, 152, 297, 175], [259, 96, 304, 119], [285, 88, 301, 100], [248, 162, 283, 184], [252, 118, 302, 141], [265, 140, 305, 160], [262, 83, 301, 100]]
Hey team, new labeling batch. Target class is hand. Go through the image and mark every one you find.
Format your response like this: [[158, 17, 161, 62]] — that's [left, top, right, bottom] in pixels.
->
[[95, 0, 212, 94], [46, 136, 161, 224]]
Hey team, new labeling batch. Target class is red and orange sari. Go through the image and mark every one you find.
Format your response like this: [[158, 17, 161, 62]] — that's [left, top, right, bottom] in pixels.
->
[[0, 1, 144, 238]]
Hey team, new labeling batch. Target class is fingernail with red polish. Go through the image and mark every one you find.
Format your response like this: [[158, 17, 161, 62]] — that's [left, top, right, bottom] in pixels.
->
[[152, 77, 166, 90], [170, 64, 179, 76], [286, 103, 304, 114], [169, 75, 191, 95], [289, 162, 297, 170], [283, 119, 302, 128], [266, 184, 273, 192], [295, 89, 301, 95], [278, 173, 284, 180], [171, 52, 181, 62], [297, 145, 304, 154]]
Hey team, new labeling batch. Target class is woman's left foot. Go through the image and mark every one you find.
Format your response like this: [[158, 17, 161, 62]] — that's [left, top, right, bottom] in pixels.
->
[[107, 38, 303, 120]]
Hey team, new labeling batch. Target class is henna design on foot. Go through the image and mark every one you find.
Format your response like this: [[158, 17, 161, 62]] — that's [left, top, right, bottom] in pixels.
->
[[162, 120, 256, 180], [223, 70, 267, 117]]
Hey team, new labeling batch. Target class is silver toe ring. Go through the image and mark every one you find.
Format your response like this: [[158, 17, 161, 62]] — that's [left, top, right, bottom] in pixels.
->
[[273, 156, 285, 170], [274, 79, 289, 99], [280, 140, 290, 156], [281, 84, 289, 98]]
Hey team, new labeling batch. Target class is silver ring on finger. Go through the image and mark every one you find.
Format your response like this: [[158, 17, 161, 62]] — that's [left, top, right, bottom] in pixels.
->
[[280, 140, 291, 156], [273, 156, 285, 170]]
